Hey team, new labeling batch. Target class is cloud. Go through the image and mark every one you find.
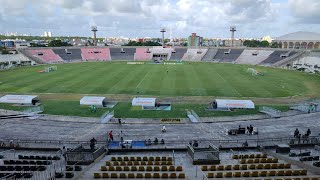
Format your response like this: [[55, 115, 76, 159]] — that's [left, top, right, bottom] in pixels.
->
[[288, 0, 320, 24]]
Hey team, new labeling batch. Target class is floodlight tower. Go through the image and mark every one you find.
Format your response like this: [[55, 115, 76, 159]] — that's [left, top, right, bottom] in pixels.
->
[[160, 28, 166, 48], [230, 26, 236, 47], [91, 26, 98, 46]]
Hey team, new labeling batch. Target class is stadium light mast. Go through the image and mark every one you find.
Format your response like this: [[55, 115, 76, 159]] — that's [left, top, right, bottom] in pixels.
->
[[91, 26, 98, 46], [160, 28, 166, 48], [230, 26, 236, 47]]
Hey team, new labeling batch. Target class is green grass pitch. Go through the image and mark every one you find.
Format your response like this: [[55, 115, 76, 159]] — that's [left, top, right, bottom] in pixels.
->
[[0, 62, 319, 98]]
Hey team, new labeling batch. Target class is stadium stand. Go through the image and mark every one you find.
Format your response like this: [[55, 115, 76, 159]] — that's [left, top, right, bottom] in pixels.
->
[[235, 50, 274, 65], [149, 47, 173, 61], [27, 49, 63, 63], [182, 48, 208, 61], [110, 48, 135, 60], [134, 48, 151, 61], [260, 51, 297, 66], [201, 48, 218, 61], [52, 48, 82, 61], [213, 49, 244, 62], [81, 48, 111, 61], [169, 48, 187, 61]]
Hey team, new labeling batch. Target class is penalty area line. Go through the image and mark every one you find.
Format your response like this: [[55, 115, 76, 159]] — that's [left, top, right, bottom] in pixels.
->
[[136, 68, 152, 89]]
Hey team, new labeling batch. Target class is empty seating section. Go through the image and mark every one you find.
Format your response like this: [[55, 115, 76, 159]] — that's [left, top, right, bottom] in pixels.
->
[[182, 48, 208, 61], [53, 48, 82, 61], [202, 48, 218, 61], [201, 152, 319, 179], [213, 49, 244, 62], [28, 49, 62, 63], [81, 48, 111, 61], [134, 48, 151, 60], [170, 48, 187, 60], [110, 48, 135, 60], [260, 51, 296, 65], [235, 50, 274, 65], [94, 156, 186, 179]]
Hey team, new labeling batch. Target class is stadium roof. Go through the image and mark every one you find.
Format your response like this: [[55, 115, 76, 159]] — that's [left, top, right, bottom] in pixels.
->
[[276, 31, 320, 41]]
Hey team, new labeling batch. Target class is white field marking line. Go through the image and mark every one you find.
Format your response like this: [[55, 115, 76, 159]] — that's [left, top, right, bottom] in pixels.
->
[[216, 71, 242, 96], [136, 68, 152, 89]]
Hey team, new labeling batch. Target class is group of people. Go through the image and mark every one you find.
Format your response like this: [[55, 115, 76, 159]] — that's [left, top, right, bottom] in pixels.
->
[[146, 138, 165, 145], [246, 125, 255, 135], [189, 140, 199, 147], [294, 128, 311, 142]]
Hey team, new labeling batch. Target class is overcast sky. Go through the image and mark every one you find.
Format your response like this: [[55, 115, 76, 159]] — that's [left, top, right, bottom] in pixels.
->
[[0, 0, 319, 38]]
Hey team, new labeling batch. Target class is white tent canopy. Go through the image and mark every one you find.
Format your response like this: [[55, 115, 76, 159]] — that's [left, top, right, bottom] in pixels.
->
[[132, 98, 156, 107], [213, 99, 255, 109], [0, 95, 39, 105], [80, 96, 107, 107]]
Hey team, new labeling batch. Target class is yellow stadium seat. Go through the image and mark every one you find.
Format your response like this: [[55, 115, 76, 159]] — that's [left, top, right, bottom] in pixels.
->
[[233, 164, 239, 170], [264, 164, 271, 169], [153, 173, 160, 178], [161, 157, 167, 161], [207, 172, 214, 178], [242, 171, 250, 177], [131, 166, 137, 171], [108, 166, 115, 171], [259, 171, 267, 177], [268, 170, 276, 176], [167, 161, 173, 165], [146, 166, 153, 171], [143, 156, 148, 161], [161, 173, 169, 178], [138, 166, 145, 171], [224, 172, 232, 177], [201, 166, 208, 171], [130, 157, 135, 161], [149, 157, 155, 161], [169, 166, 175, 171], [106, 161, 111, 166], [124, 166, 130, 171], [256, 164, 263, 169], [249, 154, 255, 158], [117, 157, 123, 161], [100, 166, 107, 171], [136, 173, 143, 178], [124, 156, 129, 161], [136, 157, 142, 161], [128, 161, 133, 166], [215, 172, 223, 178], [154, 161, 160, 165], [141, 161, 146, 165], [113, 161, 119, 166], [94, 173, 101, 179], [267, 158, 273, 163], [241, 159, 246, 164], [292, 170, 301, 176], [102, 173, 109, 178], [217, 165, 224, 171], [284, 163, 291, 169], [271, 163, 278, 169], [262, 154, 267, 158], [178, 173, 186, 178], [241, 164, 248, 170], [255, 154, 262, 158], [176, 166, 183, 171], [120, 173, 126, 178], [155, 157, 161, 161], [115, 166, 122, 171], [225, 165, 232, 170], [285, 170, 292, 176], [249, 164, 256, 170], [145, 173, 152, 178], [233, 154, 239, 159], [278, 163, 285, 169], [233, 172, 241, 177], [277, 170, 285, 176], [251, 171, 259, 177], [147, 161, 153, 165], [161, 166, 168, 171], [168, 157, 173, 161], [128, 173, 135, 178], [273, 158, 279, 163], [169, 173, 177, 178], [161, 161, 167, 165], [111, 173, 118, 178], [111, 157, 116, 161], [120, 161, 126, 166], [210, 165, 216, 171], [254, 158, 260, 163], [261, 158, 267, 163], [154, 166, 160, 171], [300, 169, 307, 175], [134, 161, 140, 165], [244, 154, 249, 158]]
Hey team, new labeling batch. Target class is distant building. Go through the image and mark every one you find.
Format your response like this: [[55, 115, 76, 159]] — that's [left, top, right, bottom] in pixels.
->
[[0, 41, 14, 48], [14, 41, 30, 49], [224, 39, 243, 47], [43, 31, 52, 37], [188, 33, 203, 48], [274, 31, 320, 49], [261, 35, 273, 43]]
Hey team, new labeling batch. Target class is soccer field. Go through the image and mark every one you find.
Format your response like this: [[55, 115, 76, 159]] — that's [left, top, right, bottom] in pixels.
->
[[0, 62, 319, 98]]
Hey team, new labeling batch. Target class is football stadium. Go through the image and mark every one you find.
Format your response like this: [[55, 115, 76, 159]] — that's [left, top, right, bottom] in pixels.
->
[[1, 1, 320, 180]]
